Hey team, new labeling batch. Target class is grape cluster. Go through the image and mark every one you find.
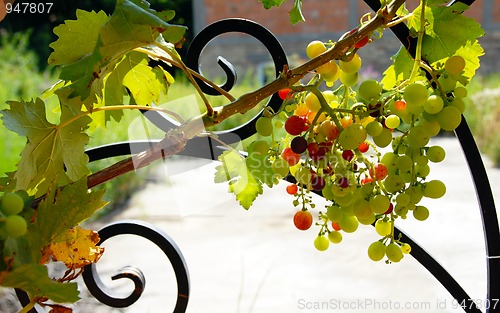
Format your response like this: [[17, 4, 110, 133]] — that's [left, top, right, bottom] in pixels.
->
[[0, 192, 29, 238], [252, 39, 470, 263]]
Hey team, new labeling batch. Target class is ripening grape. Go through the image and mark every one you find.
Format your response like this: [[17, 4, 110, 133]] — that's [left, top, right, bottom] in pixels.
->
[[370, 163, 388, 181], [385, 114, 400, 129], [272, 157, 290, 179], [306, 40, 327, 59], [281, 147, 301, 166], [367, 241, 386, 261], [340, 53, 362, 74], [413, 205, 430, 221], [290, 136, 308, 154], [375, 219, 392, 236], [4, 215, 28, 238], [358, 80, 382, 102], [1, 192, 25, 215], [339, 215, 359, 233], [285, 115, 306, 135], [328, 231, 343, 244], [385, 243, 403, 262], [305, 92, 321, 112], [318, 120, 340, 140], [445, 55, 466, 75], [339, 71, 358, 86], [422, 180, 446, 199], [294, 210, 313, 230], [286, 183, 298, 195], [314, 235, 330, 251], [403, 83, 428, 108], [427, 146, 446, 163], [256, 117, 273, 136], [423, 95, 444, 114], [436, 105, 462, 131]]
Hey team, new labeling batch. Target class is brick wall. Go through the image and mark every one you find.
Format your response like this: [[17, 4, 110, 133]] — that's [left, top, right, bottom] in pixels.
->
[[191, 0, 500, 80]]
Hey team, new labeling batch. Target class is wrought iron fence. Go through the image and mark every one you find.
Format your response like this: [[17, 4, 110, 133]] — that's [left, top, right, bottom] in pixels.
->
[[14, 0, 500, 312]]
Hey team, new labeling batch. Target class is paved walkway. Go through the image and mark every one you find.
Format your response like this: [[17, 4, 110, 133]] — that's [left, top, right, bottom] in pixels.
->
[[70, 137, 499, 312]]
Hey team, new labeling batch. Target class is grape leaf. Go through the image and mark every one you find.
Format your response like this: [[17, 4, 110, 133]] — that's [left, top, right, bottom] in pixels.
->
[[258, 0, 287, 9], [48, 9, 109, 65], [56, 0, 186, 103], [215, 150, 263, 209], [290, 0, 305, 24], [40, 227, 103, 270], [1, 98, 90, 196], [409, 2, 484, 80], [381, 46, 414, 89], [0, 264, 79, 304], [26, 179, 107, 263]]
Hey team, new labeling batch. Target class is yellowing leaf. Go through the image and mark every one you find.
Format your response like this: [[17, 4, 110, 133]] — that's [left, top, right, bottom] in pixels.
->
[[1, 98, 90, 196], [48, 10, 109, 65], [41, 227, 103, 269]]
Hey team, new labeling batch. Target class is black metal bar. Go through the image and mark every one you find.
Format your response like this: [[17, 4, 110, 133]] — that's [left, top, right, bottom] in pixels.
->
[[82, 220, 190, 312]]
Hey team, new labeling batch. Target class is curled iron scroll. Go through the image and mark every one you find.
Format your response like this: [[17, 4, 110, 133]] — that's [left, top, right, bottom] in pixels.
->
[[81, 220, 190, 312]]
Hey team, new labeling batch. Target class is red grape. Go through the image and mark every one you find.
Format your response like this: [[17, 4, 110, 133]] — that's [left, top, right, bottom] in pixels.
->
[[294, 210, 313, 231], [285, 115, 306, 135]]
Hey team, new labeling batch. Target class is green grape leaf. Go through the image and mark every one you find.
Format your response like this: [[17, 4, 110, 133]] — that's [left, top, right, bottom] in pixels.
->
[[258, 0, 287, 9], [215, 150, 263, 209], [57, 0, 186, 102], [1, 98, 90, 196], [246, 153, 275, 188], [48, 9, 109, 65], [410, 2, 484, 80], [1, 264, 79, 303], [289, 0, 305, 24], [381, 46, 414, 89]]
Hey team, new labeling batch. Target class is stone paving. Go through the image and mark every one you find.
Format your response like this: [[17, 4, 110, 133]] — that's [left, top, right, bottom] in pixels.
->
[[2, 136, 500, 312]]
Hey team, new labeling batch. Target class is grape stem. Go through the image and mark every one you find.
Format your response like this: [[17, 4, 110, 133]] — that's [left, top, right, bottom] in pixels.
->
[[408, 0, 427, 84]]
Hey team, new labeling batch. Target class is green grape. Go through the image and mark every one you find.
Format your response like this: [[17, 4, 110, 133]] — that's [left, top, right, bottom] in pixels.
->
[[295, 167, 312, 185], [328, 231, 343, 244], [305, 92, 321, 112], [427, 146, 446, 163], [438, 74, 458, 92], [358, 213, 376, 225], [454, 86, 468, 98], [396, 193, 411, 206], [366, 121, 383, 137], [373, 127, 392, 148], [414, 155, 428, 166], [401, 243, 412, 254], [367, 241, 386, 261], [450, 97, 465, 113], [339, 215, 359, 233], [327, 205, 343, 222], [395, 155, 413, 171], [1, 192, 25, 215], [381, 152, 398, 170], [358, 79, 382, 102], [314, 235, 330, 251], [419, 119, 441, 137], [408, 186, 423, 204], [339, 71, 358, 87], [413, 205, 430, 221], [338, 124, 366, 150], [445, 55, 466, 75], [369, 194, 390, 214], [354, 199, 372, 219], [4, 215, 28, 238], [256, 117, 273, 136], [375, 219, 392, 236], [317, 61, 341, 82], [271, 157, 290, 179], [423, 95, 444, 114], [250, 140, 270, 155], [403, 83, 428, 108], [385, 243, 403, 262], [423, 180, 446, 199], [306, 40, 327, 59], [322, 183, 335, 200], [407, 125, 430, 148], [339, 53, 362, 74], [384, 174, 405, 193], [385, 114, 400, 129], [436, 106, 462, 131], [415, 164, 430, 178]]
